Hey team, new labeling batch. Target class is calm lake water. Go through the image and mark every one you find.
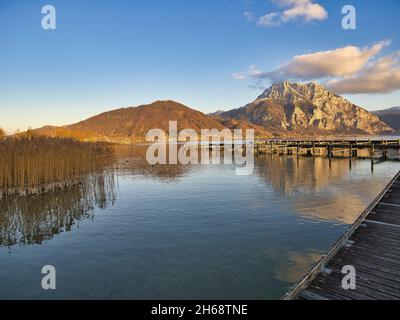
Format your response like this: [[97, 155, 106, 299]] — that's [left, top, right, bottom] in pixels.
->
[[0, 145, 399, 299]]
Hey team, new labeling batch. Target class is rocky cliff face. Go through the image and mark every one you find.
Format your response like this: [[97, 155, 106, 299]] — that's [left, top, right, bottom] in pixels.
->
[[224, 82, 394, 135]]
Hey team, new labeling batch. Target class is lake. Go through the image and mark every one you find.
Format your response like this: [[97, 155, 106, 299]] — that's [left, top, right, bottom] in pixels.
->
[[0, 145, 399, 299]]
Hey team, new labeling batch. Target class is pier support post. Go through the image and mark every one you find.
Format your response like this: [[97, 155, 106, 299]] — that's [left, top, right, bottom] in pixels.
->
[[297, 143, 301, 157], [382, 150, 388, 161], [328, 144, 333, 159], [312, 142, 316, 157]]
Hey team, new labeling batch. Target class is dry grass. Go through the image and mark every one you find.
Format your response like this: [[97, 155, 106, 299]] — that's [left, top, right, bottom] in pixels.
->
[[0, 136, 115, 196]]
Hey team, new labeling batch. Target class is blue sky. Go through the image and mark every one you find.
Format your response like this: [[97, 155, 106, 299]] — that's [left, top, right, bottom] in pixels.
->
[[0, 0, 400, 132]]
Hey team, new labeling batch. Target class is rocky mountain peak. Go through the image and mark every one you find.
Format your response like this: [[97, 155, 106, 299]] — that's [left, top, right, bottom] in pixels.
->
[[224, 81, 394, 135], [257, 81, 327, 102]]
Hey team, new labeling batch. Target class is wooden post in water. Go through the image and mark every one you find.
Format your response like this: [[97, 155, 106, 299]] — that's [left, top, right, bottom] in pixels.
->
[[328, 143, 333, 159], [297, 143, 301, 157], [382, 150, 388, 161], [312, 142, 316, 157], [370, 142, 375, 172], [283, 142, 287, 157], [370, 143, 375, 159], [349, 142, 353, 159]]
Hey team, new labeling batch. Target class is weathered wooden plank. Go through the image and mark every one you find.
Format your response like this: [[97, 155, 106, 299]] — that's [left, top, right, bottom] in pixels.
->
[[298, 290, 330, 300], [379, 202, 400, 209], [353, 225, 400, 241], [368, 213, 400, 225], [352, 226, 400, 240], [380, 195, 400, 205], [364, 219, 400, 229], [305, 285, 353, 300], [310, 276, 376, 300], [330, 248, 400, 271], [368, 215, 400, 224], [371, 208, 400, 218], [349, 239, 400, 255], [323, 270, 400, 299], [348, 239, 400, 254], [351, 228, 400, 243], [372, 204, 400, 213], [371, 205, 400, 215], [328, 261, 400, 288], [310, 273, 396, 300], [340, 246, 400, 268], [355, 223, 400, 238], [348, 234, 400, 250]]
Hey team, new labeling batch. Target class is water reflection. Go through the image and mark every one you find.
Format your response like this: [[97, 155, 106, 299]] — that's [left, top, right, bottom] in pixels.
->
[[0, 145, 395, 247], [0, 171, 117, 246], [115, 144, 197, 182], [254, 155, 392, 224], [117, 145, 393, 225], [255, 155, 351, 195], [267, 250, 323, 284]]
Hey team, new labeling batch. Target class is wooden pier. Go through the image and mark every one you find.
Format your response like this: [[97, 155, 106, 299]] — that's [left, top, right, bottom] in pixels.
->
[[283, 170, 400, 300], [255, 139, 400, 161]]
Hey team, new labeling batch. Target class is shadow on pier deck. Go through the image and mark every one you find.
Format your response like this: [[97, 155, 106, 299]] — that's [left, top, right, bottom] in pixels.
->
[[283, 170, 400, 300]]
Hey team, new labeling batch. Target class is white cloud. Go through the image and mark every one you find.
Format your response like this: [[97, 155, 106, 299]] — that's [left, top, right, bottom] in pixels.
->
[[233, 41, 400, 94], [268, 41, 389, 81], [257, 0, 328, 27], [258, 13, 280, 26], [325, 52, 400, 94]]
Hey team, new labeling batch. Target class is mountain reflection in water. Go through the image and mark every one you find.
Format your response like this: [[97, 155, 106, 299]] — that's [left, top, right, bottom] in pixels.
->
[[0, 145, 396, 247], [254, 155, 388, 224], [0, 145, 396, 246]]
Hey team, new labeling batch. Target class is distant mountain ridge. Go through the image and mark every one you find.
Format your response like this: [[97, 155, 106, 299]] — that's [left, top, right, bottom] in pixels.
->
[[29, 82, 395, 142], [373, 107, 400, 132], [33, 100, 226, 143]]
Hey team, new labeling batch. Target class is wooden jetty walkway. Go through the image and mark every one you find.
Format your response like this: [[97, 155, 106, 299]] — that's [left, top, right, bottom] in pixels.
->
[[206, 139, 400, 161], [255, 139, 400, 160], [283, 170, 400, 300]]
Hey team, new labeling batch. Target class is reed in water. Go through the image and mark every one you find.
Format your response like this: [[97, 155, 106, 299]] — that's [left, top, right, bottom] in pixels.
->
[[0, 170, 117, 246], [0, 136, 115, 196]]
